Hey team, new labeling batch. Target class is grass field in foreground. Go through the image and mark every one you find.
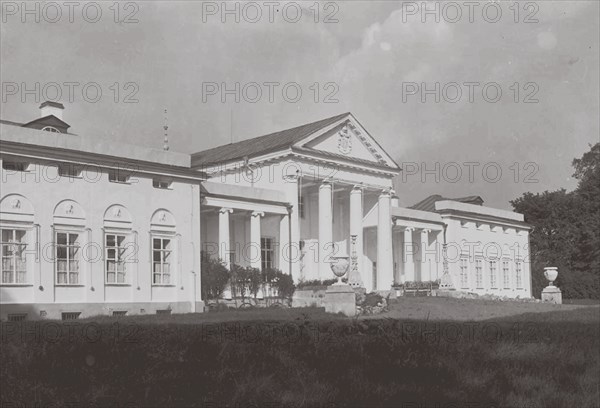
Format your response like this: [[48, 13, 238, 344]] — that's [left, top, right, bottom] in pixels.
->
[[1, 299, 598, 408]]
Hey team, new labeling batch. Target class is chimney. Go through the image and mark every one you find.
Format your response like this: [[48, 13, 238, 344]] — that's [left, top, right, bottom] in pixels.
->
[[39, 101, 64, 121]]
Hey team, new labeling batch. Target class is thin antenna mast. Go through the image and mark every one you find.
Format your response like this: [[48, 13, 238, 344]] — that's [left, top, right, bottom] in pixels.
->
[[163, 108, 170, 151]]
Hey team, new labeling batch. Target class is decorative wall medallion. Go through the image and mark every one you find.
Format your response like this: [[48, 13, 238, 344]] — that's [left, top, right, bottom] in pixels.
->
[[114, 208, 122, 218], [11, 199, 21, 209], [65, 204, 74, 215], [337, 125, 352, 155], [159, 212, 167, 222]]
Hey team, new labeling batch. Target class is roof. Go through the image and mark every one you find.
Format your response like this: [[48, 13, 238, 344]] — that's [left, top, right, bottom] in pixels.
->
[[191, 112, 350, 167], [410, 194, 484, 212], [40, 101, 65, 109]]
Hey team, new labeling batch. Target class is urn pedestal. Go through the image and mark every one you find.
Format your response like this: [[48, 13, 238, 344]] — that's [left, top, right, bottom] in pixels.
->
[[323, 253, 356, 316], [541, 267, 562, 304]]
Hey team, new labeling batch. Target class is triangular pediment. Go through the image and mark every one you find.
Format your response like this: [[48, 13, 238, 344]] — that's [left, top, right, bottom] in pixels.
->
[[293, 114, 399, 169]]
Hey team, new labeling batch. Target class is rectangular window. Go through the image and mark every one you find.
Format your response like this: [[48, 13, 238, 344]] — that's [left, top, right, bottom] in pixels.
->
[[57, 163, 82, 178], [2, 161, 28, 172], [152, 179, 172, 189], [475, 259, 483, 289], [489, 260, 497, 288], [261, 237, 274, 270], [515, 261, 523, 289], [1, 229, 27, 284], [108, 169, 130, 183], [152, 237, 171, 285], [459, 257, 469, 289], [8, 314, 27, 322], [56, 232, 80, 285], [105, 234, 127, 284], [502, 260, 510, 288], [62, 312, 81, 321]]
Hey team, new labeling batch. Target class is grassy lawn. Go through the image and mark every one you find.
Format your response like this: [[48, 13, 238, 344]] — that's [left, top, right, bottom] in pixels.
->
[[1, 299, 598, 408]]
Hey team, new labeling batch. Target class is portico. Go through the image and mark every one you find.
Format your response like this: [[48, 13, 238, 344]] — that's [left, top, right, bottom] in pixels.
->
[[193, 113, 401, 289]]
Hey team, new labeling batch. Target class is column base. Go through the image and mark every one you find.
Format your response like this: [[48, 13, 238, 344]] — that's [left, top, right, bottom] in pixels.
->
[[541, 285, 562, 304]]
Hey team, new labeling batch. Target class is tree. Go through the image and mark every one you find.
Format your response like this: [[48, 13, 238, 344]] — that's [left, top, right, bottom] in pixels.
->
[[510, 143, 600, 299]]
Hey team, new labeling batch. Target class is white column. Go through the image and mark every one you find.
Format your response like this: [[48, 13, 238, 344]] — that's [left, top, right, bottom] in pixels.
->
[[218, 208, 233, 268], [349, 185, 363, 285], [250, 211, 264, 269], [376, 189, 393, 290], [318, 180, 333, 280], [284, 173, 300, 279], [279, 213, 290, 274], [420, 229, 431, 282], [403, 227, 415, 282]]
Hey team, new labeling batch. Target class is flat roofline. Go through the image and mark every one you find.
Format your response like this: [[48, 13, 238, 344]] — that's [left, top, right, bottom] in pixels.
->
[[435, 200, 525, 222], [0, 123, 191, 168]]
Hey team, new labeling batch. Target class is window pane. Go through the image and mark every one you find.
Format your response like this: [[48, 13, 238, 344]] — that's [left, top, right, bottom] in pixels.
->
[[163, 239, 171, 250], [68, 234, 78, 245], [57, 246, 67, 260], [153, 250, 161, 262], [57, 233, 67, 245], [153, 238, 161, 249], [14, 230, 26, 243], [106, 234, 115, 247]]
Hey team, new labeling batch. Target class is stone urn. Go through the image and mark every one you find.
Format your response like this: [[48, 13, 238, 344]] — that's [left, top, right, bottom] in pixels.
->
[[544, 267, 558, 286], [330, 255, 350, 285]]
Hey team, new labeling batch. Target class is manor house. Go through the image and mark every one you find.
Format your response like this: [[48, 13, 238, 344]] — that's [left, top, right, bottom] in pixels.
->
[[0, 102, 532, 320]]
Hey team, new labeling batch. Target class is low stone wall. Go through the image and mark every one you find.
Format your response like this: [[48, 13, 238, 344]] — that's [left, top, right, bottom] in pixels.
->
[[292, 288, 327, 308]]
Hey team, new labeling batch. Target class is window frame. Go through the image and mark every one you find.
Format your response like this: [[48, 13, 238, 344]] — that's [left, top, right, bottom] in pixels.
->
[[152, 178, 173, 190], [152, 235, 174, 286], [57, 163, 83, 179], [515, 260, 523, 289], [261, 236, 275, 270], [108, 169, 131, 184], [459, 257, 469, 289], [489, 260, 498, 289], [475, 258, 483, 289], [55, 230, 82, 286], [1, 228, 28, 285], [105, 233, 129, 285], [502, 259, 511, 289]]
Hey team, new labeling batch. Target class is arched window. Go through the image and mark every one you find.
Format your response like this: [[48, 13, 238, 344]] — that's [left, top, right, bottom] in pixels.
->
[[53, 200, 86, 285], [150, 209, 177, 286], [41, 126, 61, 133], [0, 194, 35, 285], [103, 205, 134, 285]]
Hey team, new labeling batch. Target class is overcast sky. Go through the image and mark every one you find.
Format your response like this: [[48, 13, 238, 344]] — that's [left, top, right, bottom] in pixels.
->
[[1, 1, 598, 209]]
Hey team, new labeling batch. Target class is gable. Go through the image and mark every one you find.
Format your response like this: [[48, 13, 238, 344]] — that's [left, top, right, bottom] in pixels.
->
[[297, 116, 398, 169], [23, 115, 71, 133]]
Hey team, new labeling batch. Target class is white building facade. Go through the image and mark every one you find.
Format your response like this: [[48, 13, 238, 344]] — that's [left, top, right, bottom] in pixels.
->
[[0, 106, 532, 320]]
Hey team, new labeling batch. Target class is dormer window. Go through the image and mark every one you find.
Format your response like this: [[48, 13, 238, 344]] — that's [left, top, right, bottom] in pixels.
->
[[57, 163, 82, 178], [108, 169, 130, 183], [41, 126, 61, 133], [2, 160, 29, 172], [152, 178, 172, 189]]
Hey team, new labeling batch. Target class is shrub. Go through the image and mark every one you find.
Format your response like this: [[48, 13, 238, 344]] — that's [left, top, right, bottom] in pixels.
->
[[200, 251, 230, 300]]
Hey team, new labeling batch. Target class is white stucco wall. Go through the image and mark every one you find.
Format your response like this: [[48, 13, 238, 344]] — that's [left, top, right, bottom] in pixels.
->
[[0, 156, 203, 318]]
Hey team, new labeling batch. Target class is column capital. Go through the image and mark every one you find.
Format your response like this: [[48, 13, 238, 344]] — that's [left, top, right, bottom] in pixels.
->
[[219, 207, 233, 214], [421, 228, 431, 234], [251, 211, 265, 218], [404, 227, 415, 232], [379, 187, 393, 197], [351, 184, 364, 193], [320, 178, 333, 187]]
